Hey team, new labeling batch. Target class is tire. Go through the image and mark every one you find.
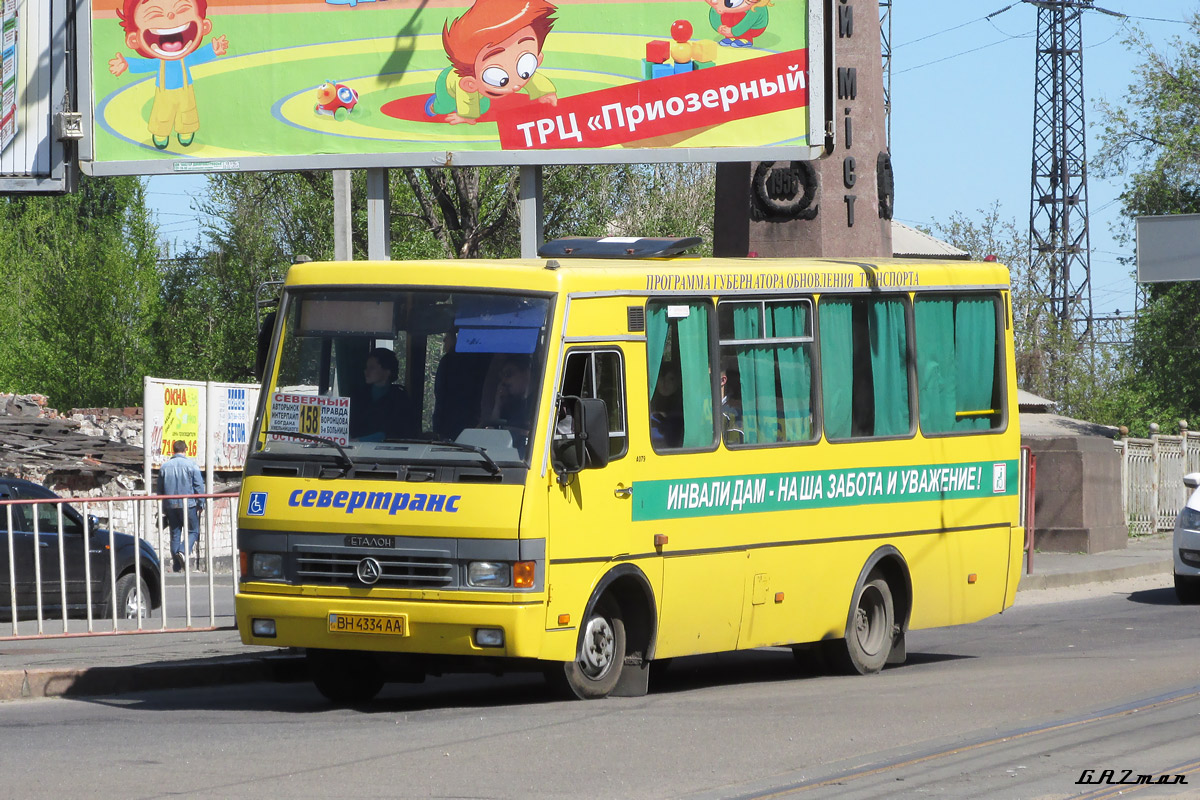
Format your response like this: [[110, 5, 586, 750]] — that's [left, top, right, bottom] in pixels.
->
[[548, 596, 626, 699], [106, 574, 151, 620], [826, 575, 895, 675], [308, 649, 385, 704], [1175, 573, 1200, 605], [334, 107, 349, 122]]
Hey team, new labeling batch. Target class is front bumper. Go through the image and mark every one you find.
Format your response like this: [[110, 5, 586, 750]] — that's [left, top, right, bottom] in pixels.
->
[[1174, 523, 1200, 577], [236, 589, 547, 658]]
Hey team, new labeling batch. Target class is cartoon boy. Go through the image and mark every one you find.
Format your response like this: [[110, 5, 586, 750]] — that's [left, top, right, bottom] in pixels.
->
[[705, 0, 770, 48], [426, 0, 558, 125], [108, 0, 229, 149]]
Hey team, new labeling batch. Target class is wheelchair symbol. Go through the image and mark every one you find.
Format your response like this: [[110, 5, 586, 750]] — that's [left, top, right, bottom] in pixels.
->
[[247, 492, 268, 516]]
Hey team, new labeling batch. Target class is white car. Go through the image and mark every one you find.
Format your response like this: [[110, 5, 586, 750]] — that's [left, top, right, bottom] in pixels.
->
[[1175, 474, 1200, 604]]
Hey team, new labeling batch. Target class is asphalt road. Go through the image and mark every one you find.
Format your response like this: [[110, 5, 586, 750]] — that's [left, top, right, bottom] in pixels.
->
[[0, 576, 1197, 799]]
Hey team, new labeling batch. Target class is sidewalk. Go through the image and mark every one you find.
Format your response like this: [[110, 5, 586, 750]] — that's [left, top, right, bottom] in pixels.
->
[[0, 535, 1175, 702]]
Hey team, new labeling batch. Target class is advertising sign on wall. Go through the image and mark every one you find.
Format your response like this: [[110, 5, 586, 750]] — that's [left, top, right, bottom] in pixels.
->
[[79, 0, 826, 175], [144, 377, 260, 471]]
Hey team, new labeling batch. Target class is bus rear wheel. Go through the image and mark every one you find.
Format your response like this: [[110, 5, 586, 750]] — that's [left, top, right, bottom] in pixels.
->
[[308, 649, 385, 704], [826, 575, 895, 675], [550, 597, 626, 699]]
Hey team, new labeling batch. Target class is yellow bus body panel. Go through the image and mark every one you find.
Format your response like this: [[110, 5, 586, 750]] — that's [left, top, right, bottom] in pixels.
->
[[237, 255, 1025, 668]]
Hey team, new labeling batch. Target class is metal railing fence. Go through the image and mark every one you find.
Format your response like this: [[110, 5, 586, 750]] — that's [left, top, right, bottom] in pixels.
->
[[1, 491, 238, 640], [1116, 427, 1200, 535]]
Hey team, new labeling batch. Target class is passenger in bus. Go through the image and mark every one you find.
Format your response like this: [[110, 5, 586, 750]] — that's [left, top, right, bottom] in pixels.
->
[[350, 348, 415, 442], [649, 368, 684, 448], [721, 361, 744, 444], [483, 355, 534, 428]]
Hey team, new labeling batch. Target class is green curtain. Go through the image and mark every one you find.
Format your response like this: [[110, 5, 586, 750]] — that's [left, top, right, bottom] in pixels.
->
[[954, 299, 996, 431], [868, 300, 910, 436], [646, 305, 668, 398], [819, 300, 853, 439], [733, 305, 776, 443], [769, 303, 812, 441], [677, 304, 714, 448], [914, 298, 957, 433]]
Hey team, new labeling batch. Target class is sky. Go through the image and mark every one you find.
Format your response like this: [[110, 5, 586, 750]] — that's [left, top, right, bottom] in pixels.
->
[[145, 1, 1200, 317]]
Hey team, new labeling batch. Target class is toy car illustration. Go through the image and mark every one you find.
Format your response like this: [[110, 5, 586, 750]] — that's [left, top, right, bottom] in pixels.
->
[[315, 81, 359, 121]]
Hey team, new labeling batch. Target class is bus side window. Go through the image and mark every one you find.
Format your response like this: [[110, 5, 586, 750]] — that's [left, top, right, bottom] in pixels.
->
[[819, 296, 912, 440], [717, 299, 816, 446], [914, 295, 1004, 434], [560, 349, 628, 460], [646, 301, 715, 452]]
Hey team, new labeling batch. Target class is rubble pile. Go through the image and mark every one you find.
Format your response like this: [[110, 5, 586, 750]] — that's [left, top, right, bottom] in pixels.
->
[[0, 393, 146, 497]]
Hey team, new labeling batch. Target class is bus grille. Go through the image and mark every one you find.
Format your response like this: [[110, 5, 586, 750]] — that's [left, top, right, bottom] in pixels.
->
[[294, 550, 455, 588]]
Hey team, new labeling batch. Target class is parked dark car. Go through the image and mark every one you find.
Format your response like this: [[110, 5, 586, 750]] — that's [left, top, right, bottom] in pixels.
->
[[0, 478, 162, 620]]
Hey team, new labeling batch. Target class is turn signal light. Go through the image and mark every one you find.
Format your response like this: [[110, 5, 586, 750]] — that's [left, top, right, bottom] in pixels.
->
[[514, 561, 536, 588], [558, 613, 571, 626], [239, 550, 249, 578], [967, 573, 978, 584], [775, 592, 785, 603]]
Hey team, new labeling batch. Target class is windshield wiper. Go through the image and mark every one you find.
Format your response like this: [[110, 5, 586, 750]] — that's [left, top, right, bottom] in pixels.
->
[[428, 441, 502, 475], [265, 430, 355, 474]]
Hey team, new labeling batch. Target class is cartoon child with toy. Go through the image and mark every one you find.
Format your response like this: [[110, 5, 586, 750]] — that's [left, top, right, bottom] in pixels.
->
[[108, 0, 229, 149], [426, 0, 558, 124], [705, 0, 771, 48]]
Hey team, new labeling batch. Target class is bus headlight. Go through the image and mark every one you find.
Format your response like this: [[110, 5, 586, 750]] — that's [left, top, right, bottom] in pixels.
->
[[252, 553, 284, 579], [467, 561, 511, 587]]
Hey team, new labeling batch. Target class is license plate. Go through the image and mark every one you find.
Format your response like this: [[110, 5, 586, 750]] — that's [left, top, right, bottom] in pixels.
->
[[328, 613, 407, 636]]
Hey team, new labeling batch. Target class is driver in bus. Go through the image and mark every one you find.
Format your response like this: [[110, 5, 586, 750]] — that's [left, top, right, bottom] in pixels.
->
[[483, 355, 533, 428]]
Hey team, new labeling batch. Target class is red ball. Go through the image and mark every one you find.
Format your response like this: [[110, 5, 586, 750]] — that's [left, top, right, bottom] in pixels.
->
[[671, 20, 693, 43]]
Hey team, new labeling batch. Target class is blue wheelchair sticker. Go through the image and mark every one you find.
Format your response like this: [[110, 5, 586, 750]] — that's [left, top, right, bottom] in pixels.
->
[[247, 492, 268, 516]]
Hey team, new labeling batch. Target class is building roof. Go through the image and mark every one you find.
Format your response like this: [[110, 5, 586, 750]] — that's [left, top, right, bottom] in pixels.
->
[[891, 221, 969, 259]]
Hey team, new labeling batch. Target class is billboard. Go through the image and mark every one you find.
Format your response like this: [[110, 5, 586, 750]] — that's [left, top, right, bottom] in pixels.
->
[[78, 0, 827, 176], [1136, 214, 1200, 284], [0, 0, 74, 192]]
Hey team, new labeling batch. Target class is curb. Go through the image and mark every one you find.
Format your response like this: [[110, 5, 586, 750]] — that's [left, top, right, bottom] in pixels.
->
[[1016, 559, 1173, 591], [0, 652, 307, 701]]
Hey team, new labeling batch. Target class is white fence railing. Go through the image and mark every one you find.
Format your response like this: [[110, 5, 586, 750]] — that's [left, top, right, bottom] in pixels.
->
[[1116, 427, 1200, 535], [1, 492, 239, 639]]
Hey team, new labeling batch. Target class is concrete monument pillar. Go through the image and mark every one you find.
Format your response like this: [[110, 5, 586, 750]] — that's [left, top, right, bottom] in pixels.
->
[[714, 0, 893, 258]]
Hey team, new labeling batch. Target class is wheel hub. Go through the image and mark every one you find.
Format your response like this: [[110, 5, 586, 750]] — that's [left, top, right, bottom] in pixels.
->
[[579, 616, 615, 677]]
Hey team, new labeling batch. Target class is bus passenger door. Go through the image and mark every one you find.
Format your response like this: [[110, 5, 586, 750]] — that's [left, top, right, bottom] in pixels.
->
[[546, 348, 654, 631]]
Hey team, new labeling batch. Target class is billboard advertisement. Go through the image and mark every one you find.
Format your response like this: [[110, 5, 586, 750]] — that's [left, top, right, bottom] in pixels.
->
[[0, 0, 73, 192], [79, 0, 826, 176]]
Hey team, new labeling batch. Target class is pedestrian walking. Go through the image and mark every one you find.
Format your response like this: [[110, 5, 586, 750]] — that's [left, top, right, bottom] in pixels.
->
[[158, 440, 205, 572]]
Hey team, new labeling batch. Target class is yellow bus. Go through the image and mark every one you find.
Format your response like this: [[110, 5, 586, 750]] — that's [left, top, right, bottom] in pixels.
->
[[235, 238, 1024, 702]]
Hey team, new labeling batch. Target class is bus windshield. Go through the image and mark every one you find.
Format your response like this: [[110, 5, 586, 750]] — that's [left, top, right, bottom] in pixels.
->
[[255, 288, 552, 467]]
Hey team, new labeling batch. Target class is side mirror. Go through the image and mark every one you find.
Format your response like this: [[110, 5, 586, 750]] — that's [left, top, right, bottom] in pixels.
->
[[87, 514, 101, 530], [255, 310, 278, 381], [1185, 473, 1200, 490], [551, 396, 610, 483]]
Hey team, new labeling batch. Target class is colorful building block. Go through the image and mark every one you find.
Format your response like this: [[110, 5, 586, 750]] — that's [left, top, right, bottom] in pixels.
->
[[691, 39, 718, 63], [645, 40, 671, 64], [652, 63, 675, 80], [693, 60, 716, 70], [673, 61, 695, 75]]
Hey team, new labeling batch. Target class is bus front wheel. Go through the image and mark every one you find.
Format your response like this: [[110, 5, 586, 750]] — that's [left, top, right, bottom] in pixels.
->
[[308, 649, 385, 704], [550, 596, 626, 699], [827, 575, 895, 675]]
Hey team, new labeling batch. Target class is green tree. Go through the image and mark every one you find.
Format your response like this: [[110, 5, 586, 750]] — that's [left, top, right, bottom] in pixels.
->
[[1094, 15, 1200, 431], [0, 176, 160, 408]]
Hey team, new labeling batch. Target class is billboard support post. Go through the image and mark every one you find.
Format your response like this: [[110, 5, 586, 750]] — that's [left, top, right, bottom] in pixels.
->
[[333, 170, 352, 261], [519, 165, 544, 259], [367, 168, 390, 260]]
